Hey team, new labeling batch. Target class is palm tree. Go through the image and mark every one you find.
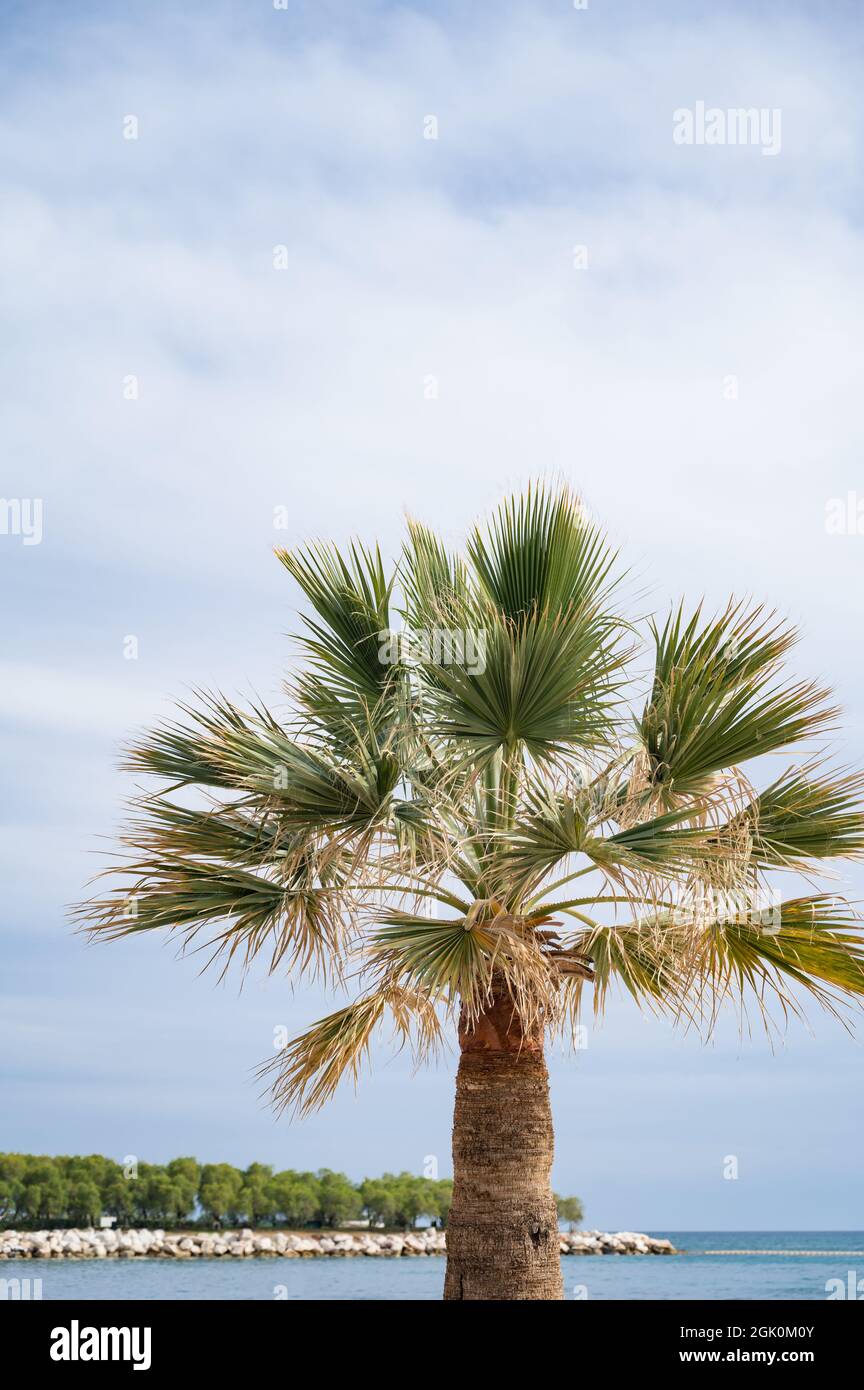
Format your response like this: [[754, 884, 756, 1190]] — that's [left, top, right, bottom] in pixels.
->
[[76, 483, 864, 1300]]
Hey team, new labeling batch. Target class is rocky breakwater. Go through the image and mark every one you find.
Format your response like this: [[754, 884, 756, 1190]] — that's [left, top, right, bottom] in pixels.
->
[[561, 1230, 676, 1256], [0, 1227, 675, 1259]]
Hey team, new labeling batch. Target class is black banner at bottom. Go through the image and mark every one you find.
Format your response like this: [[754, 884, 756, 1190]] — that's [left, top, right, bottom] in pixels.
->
[[4, 1297, 859, 1375]]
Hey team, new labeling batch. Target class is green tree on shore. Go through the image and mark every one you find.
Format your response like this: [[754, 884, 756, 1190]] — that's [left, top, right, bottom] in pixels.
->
[[270, 1169, 319, 1227], [556, 1195, 584, 1230], [315, 1169, 362, 1227], [360, 1172, 447, 1229], [199, 1163, 245, 1227]]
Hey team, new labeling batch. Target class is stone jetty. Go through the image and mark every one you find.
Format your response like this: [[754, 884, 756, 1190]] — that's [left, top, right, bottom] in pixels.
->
[[0, 1227, 676, 1259]]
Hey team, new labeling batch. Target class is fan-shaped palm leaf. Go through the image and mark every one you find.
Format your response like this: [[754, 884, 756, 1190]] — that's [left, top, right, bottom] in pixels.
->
[[467, 482, 621, 621], [637, 602, 836, 800]]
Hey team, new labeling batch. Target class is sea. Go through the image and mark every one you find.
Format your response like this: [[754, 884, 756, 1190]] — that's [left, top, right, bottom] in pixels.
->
[[4, 1232, 863, 1300]]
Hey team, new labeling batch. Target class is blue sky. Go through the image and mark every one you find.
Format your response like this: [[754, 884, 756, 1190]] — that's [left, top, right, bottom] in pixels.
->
[[2, 0, 864, 1229]]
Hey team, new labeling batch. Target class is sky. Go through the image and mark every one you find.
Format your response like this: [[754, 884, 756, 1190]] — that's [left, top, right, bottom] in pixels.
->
[[2, 0, 864, 1230]]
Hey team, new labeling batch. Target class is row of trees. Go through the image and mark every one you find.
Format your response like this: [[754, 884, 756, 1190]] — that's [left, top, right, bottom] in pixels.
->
[[0, 1154, 583, 1232], [0, 1154, 456, 1230]]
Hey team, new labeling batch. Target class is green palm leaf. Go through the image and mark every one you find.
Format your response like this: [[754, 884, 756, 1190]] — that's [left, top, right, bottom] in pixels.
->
[[499, 784, 593, 896], [369, 912, 496, 1003], [467, 482, 621, 621], [695, 895, 864, 1020], [593, 809, 714, 878], [734, 764, 864, 869], [124, 691, 280, 789], [578, 923, 687, 1013], [76, 855, 345, 980], [400, 518, 472, 631], [129, 799, 294, 866], [418, 601, 627, 763], [209, 720, 400, 832], [277, 540, 396, 721], [637, 601, 836, 799]]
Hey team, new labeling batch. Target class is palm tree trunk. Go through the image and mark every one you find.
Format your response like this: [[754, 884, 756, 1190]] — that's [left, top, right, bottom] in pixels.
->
[[443, 984, 563, 1301]]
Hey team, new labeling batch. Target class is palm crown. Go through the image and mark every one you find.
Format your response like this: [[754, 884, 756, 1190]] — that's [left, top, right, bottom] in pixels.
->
[[78, 484, 864, 1113]]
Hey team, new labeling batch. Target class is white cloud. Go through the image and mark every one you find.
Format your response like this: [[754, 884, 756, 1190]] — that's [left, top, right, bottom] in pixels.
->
[[2, 1, 862, 610]]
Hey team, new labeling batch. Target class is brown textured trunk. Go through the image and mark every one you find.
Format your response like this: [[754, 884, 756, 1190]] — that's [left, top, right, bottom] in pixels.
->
[[443, 983, 563, 1300]]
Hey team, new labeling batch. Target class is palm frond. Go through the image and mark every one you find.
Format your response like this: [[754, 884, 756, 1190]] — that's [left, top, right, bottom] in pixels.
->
[[208, 718, 400, 832], [693, 894, 864, 1023], [277, 540, 396, 723], [467, 481, 621, 622], [499, 783, 593, 897], [368, 907, 552, 1029], [128, 798, 293, 867], [591, 808, 715, 880], [575, 922, 688, 1015], [501, 788, 714, 907], [124, 691, 280, 789], [75, 852, 347, 982], [418, 600, 628, 765], [368, 912, 494, 1005], [637, 601, 836, 799], [261, 983, 446, 1116], [400, 518, 472, 631], [731, 763, 864, 870], [262, 994, 388, 1116]]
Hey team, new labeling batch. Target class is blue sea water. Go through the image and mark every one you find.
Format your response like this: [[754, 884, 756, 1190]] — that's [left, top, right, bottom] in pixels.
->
[[4, 1233, 862, 1300]]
